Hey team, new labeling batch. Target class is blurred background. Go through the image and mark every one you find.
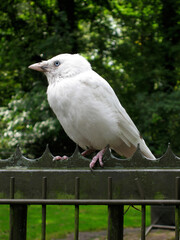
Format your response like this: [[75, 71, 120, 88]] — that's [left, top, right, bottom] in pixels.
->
[[0, 0, 180, 158]]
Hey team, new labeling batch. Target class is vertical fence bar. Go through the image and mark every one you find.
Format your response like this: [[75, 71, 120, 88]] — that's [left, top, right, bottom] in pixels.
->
[[9, 177, 15, 240], [9, 177, 27, 240], [108, 177, 112, 200], [74, 177, 80, 240], [141, 205, 146, 240], [10, 177, 15, 199], [175, 177, 180, 240], [108, 177, 124, 240], [42, 177, 47, 240], [108, 177, 112, 240]]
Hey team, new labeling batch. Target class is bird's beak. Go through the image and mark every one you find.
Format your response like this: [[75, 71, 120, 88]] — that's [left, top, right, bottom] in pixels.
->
[[28, 61, 48, 72]]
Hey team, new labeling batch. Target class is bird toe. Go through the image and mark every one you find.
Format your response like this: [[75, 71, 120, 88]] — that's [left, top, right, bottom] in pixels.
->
[[53, 155, 68, 161]]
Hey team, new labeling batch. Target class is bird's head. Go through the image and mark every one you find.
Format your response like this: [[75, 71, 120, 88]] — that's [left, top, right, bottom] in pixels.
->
[[28, 53, 91, 84]]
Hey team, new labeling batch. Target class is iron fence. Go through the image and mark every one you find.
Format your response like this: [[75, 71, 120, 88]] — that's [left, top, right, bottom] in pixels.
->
[[0, 144, 180, 240]]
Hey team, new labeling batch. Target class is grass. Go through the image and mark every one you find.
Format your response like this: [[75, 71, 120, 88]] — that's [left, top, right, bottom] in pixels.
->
[[0, 205, 151, 240]]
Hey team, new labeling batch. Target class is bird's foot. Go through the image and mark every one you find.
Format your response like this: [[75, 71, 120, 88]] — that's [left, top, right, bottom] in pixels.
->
[[53, 155, 68, 161], [89, 148, 106, 169]]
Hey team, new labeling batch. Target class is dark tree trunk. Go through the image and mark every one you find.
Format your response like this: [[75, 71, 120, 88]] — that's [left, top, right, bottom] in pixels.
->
[[57, 0, 78, 53], [161, 0, 180, 90]]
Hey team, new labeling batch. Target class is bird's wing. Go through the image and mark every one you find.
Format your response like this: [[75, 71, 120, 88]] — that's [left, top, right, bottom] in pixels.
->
[[79, 70, 155, 159], [80, 70, 140, 141]]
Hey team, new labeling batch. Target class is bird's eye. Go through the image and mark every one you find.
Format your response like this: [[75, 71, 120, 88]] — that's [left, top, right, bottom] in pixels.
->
[[54, 60, 60, 67]]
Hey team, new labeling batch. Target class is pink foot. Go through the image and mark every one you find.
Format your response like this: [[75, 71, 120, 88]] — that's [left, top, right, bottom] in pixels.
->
[[53, 155, 68, 161], [89, 149, 106, 169]]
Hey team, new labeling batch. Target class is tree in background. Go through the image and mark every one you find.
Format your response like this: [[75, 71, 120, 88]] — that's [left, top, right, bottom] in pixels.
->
[[0, 0, 180, 158]]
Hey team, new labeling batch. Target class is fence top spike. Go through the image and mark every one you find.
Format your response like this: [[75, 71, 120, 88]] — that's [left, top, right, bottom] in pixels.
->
[[164, 143, 175, 156], [72, 144, 81, 156], [158, 143, 177, 165], [44, 144, 52, 155], [39, 145, 54, 163], [70, 145, 82, 161], [14, 144, 22, 159], [131, 143, 144, 159]]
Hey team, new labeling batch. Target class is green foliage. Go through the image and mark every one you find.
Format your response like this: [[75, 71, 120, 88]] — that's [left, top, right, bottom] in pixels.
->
[[0, 83, 54, 156], [135, 90, 180, 155], [1, 0, 180, 157]]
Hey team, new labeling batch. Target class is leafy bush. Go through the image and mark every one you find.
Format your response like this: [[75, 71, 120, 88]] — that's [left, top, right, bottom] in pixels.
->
[[0, 82, 70, 158]]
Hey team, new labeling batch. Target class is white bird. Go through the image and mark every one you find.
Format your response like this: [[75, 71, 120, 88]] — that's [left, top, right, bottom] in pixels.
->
[[28, 53, 155, 168]]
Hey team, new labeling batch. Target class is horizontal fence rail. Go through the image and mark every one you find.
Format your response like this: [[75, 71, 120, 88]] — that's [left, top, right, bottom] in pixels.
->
[[1, 143, 180, 169], [2, 199, 180, 205]]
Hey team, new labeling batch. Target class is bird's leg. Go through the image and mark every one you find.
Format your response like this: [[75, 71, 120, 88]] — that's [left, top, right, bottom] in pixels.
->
[[81, 149, 95, 157], [53, 155, 68, 161], [89, 148, 106, 169]]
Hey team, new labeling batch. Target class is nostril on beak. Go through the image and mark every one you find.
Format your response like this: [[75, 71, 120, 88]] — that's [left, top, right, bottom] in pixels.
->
[[41, 66, 48, 72]]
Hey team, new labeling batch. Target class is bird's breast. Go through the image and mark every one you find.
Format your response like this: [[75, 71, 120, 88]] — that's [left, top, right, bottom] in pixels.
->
[[47, 80, 95, 148], [47, 81, 73, 120]]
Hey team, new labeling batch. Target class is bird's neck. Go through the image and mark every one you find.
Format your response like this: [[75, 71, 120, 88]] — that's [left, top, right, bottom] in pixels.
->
[[47, 75, 62, 85]]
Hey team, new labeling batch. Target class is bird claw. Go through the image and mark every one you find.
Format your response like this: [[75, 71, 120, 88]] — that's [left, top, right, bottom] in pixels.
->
[[89, 149, 106, 169], [53, 155, 68, 161]]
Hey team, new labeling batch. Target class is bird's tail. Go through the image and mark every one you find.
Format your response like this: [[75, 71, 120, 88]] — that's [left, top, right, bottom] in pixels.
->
[[114, 139, 156, 160], [139, 139, 156, 160]]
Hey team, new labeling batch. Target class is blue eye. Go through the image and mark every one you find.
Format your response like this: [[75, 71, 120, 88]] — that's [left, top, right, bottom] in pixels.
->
[[54, 60, 60, 67]]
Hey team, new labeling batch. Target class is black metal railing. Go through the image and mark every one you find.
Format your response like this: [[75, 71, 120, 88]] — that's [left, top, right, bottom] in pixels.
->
[[1, 144, 180, 240], [0, 175, 180, 240]]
